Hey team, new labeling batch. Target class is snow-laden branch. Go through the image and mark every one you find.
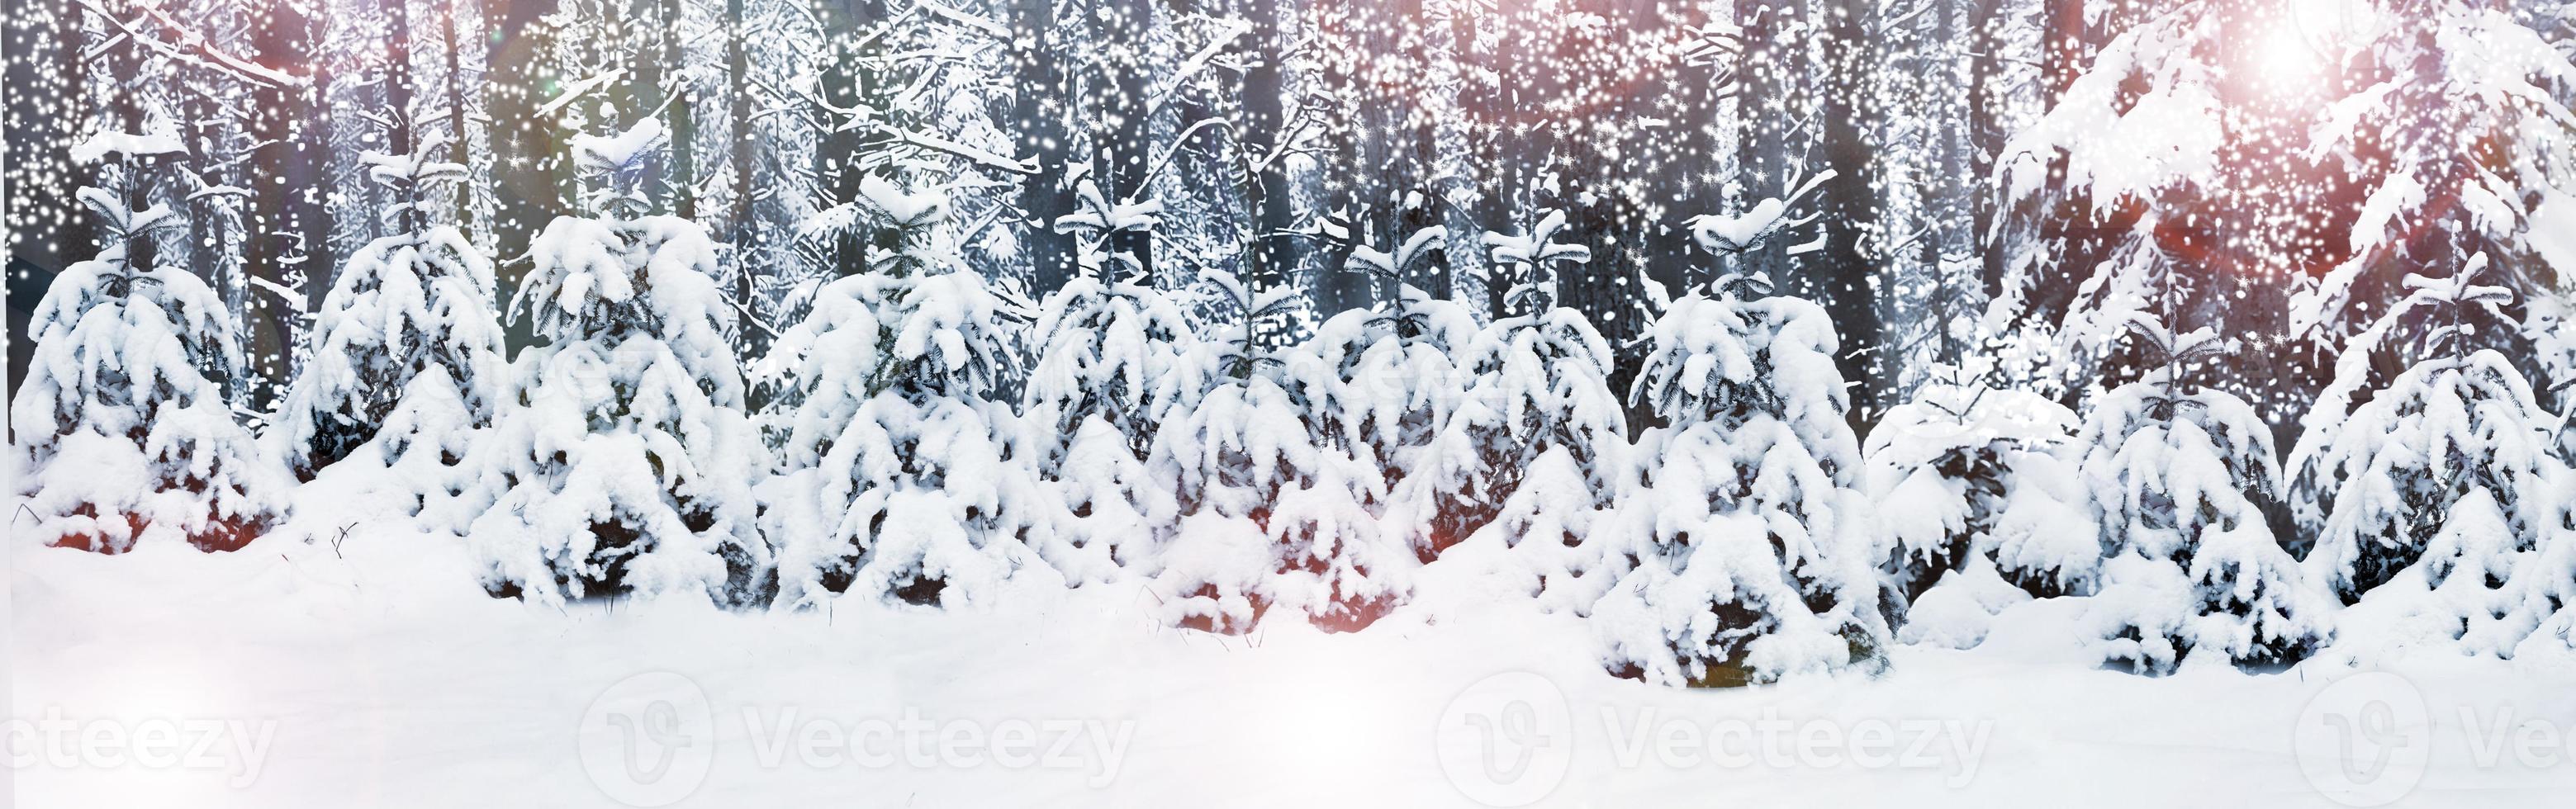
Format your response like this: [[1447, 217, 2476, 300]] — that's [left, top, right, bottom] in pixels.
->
[[247, 275, 306, 313], [808, 90, 1040, 176], [890, 127, 1038, 176], [1686, 168, 1838, 256], [917, 0, 1009, 40], [538, 69, 627, 118], [1139, 117, 1236, 188], [1146, 19, 1252, 116], [79, 0, 304, 88]]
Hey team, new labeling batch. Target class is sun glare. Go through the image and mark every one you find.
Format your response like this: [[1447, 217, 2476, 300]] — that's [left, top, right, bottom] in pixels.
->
[[2248, 0, 2373, 100], [2251, 17, 2325, 98]]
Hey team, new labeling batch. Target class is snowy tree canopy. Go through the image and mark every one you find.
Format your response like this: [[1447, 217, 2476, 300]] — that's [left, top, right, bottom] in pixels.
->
[[1595, 280, 1887, 687], [471, 124, 770, 607], [14, 183, 290, 553], [276, 136, 505, 508]]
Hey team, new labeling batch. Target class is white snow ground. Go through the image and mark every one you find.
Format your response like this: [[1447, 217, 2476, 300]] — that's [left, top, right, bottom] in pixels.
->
[[13, 482, 2576, 808]]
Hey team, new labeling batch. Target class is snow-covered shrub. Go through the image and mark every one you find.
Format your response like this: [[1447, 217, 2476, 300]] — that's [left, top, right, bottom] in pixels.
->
[[2508, 462, 2576, 663], [2296, 356, 2562, 603], [2078, 329, 2328, 674], [2530, 293, 2576, 459], [275, 141, 505, 528], [470, 123, 771, 607], [13, 183, 291, 553], [765, 180, 1058, 608], [1147, 371, 1377, 632], [1865, 371, 2097, 648], [2290, 263, 2570, 659], [1146, 263, 1407, 633], [1592, 276, 1886, 686], [1411, 305, 1631, 614], [1302, 286, 1476, 528], [1025, 277, 1204, 459], [1019, 277, 1205, 584]]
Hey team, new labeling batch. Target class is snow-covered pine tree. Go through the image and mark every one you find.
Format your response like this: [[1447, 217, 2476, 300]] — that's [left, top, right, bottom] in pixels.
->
[[1592, 273, 1886, 687], [1308, 226, 1477, 541], [2270, 1, 2576, 447], [1865, 364, 2097, 649], [2078, 323, 2329, 674], [1682, 166, 1837, 272], [2509, 459, 2576, 662], [1988, 2, 2374, 419], [1146, 254, 1406, 633], [470, 120, 771, 607], [1019, 273, 1202, 585], [1985, 0, 2232, 404], [1013, 157, 1200, 585], [13, 162, 290, 553], [1481, 209, 1591, 318], [765, 177, 1059, 608], [275, 136, 505, 531], [2292, 1, 2576, 360], [2289, 258, 2570, 659], [1411, 284, 1630, 615], [2529, 292, 2576, 459], [1050, 157, 1165, 283]]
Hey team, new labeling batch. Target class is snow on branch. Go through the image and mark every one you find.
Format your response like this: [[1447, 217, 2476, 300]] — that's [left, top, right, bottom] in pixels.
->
[[537, 69, 628, 118], [918, 0, 1009, 40], [1146, 18, 1253, 116], [891, 127, 1038, 176], [69, 125, 185, 164], [809, 89, 1039, 175], [1686, 168, 1838, 256], [79, 0, 305, 88]]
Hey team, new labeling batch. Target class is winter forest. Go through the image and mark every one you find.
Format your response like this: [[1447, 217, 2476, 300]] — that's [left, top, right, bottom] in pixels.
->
[[5, 0, 2576, 803]]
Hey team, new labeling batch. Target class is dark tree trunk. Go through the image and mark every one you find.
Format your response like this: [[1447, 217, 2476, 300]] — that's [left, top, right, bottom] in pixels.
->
[[1104, 0, 1153, 285], [444, 0, 475, 226], [724, 0, 764, 357], [387, 0, 418, 233], [1009, 0, 1073, 291], [815, 0, 886, 276], [662, 0, 696, 218], [244, 3, 332, 408], [1811, 0, 1880, 424], [1241, 0, 1296, 300], [1968, 0, 2011, 295]]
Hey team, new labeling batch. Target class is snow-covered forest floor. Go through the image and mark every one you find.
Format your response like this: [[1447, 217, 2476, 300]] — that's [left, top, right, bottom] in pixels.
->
[[13, 480, 2576, 808]]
